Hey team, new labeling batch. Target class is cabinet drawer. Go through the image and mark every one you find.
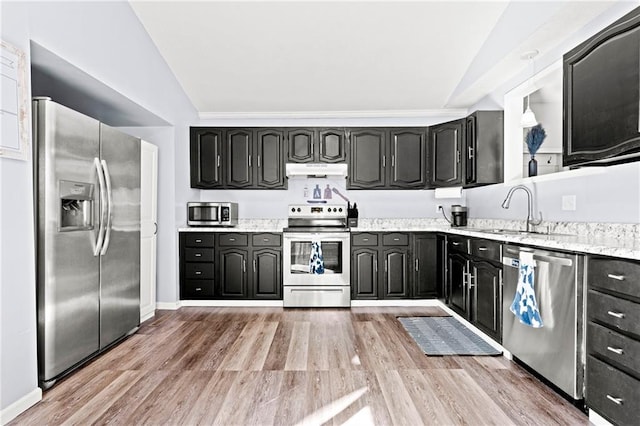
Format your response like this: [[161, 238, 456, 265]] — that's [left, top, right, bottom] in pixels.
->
[[184, 248, 214, 262], [352, 233, 378, 246], [589, 257, 640, 300], [588, 322, 640, 377], [182, 280, 214, 298], [218, 233, 248, 247], [587, 355, 640, 426], [183, 233, 214, 248], [252, 233, 281, 247], [382, 233, 409, 246], [184, 263, 215, 280], [447, 235, 468, 253], [469, 239, 500, 262], [588, 290, 640, 338]]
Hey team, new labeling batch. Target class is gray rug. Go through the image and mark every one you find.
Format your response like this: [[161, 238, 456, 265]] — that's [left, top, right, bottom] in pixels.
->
[[398, 316, 502, 356]]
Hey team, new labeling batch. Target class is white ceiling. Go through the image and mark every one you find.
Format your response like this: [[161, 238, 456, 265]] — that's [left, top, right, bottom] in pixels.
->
[[129, 0, 624, 117]]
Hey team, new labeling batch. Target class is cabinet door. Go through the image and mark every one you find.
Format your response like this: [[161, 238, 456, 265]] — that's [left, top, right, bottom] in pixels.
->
[[225, 129, 253, 188], [287, 129, 315, 163], [256, 129, 286, 189], [413, 234, 438, 298], [390, 128, 427, 188], [318, 129, 346, 163], [251, 248, 281, 299], [466, 111, 503, 186], [564, 11, 640, 167], [348, 129, 386, 189], [429, 120, 463, 187], [465, 116, 477, 185], [352, 248, 379, 299], [190, 128, 223, 188], [382, 248, 409, 298], [472, 260, 501, 342], [448, 252, 468, 318], [217, 248, 248, 298]]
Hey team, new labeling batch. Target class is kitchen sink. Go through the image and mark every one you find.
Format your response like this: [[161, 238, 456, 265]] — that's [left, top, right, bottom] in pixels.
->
[[466, 228, 573, 237]]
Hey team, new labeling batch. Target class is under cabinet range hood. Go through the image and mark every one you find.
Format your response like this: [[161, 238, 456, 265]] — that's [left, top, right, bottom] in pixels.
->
[[285, 163, 348, 178]]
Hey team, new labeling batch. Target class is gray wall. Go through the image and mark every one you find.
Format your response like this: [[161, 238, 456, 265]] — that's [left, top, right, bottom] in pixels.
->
[[0, 1, 197, 416]]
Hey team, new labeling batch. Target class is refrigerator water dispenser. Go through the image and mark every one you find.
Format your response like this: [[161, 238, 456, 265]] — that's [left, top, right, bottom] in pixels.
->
[[59, 180, 94, 231]]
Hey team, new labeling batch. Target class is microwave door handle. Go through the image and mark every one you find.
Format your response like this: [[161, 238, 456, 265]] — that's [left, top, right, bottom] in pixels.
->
[[93, 157, 107, 256], [100, 160, 113, 255]]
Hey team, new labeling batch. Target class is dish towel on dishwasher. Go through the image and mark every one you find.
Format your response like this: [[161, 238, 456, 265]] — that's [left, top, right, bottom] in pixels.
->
[[510, 251, 543, 328], [309, 240, 324, 274]]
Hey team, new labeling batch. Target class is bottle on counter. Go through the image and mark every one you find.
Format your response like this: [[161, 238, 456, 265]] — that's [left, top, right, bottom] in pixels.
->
[[313, 184, 322, 199], [324, 184, 332, 199]]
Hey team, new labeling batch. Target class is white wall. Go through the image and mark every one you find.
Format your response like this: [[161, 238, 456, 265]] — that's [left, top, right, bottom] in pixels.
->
[[1, 1, 197, 419]]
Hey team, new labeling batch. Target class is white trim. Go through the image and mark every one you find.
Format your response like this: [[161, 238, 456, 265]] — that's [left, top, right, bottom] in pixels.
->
[[350, 299, 442, 307], [140, 310, 155, 323], [588, 409, 614, 426], [180, 300, 284, 307], [199, 109, 468, 121], [0, 387, 42, 426], [437, 303, 506, 353], [156, 301, 181, 310]]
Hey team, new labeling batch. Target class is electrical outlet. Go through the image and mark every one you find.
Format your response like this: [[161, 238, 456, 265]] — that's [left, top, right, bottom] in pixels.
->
[[436, 204, 443, 213], [562, 195, 577, 211]]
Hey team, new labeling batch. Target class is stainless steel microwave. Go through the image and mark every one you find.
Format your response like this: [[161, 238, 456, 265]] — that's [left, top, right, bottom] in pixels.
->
[[187, 202, 238, 226]]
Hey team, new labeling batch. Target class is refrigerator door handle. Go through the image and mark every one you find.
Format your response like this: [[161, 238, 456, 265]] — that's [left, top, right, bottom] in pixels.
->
[[100, 159, 114, 255], [94, 157, 107, 256]]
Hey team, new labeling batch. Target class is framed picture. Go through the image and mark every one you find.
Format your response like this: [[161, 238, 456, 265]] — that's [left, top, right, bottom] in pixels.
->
[[1, 39, 29, 161]]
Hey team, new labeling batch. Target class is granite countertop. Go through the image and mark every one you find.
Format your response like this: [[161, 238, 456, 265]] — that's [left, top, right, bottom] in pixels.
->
[[178, 218, 640, 261]]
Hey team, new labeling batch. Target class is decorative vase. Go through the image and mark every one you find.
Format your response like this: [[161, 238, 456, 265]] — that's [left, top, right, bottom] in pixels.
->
[[528, 155, 538, 177]]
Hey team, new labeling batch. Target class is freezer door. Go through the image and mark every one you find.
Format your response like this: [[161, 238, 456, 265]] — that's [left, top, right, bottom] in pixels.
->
[[34, 98, 101, 383], [99, 124, 141, 349]]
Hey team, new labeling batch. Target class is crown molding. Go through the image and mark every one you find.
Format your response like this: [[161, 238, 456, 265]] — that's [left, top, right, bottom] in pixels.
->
[[198, 109, 468, 121]]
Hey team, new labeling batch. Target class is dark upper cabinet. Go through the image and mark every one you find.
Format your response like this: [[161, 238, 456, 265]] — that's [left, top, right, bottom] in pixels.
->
[[318, 129, 347, 163], [564, 8, 640, 167], [348, 129, 387, 189], [256, 129, 286, 188], [389, 128, 427, 188], [286, 128, 315, 163], [412, 233, 438, 298], [225, 129, 253, 188], [465, 111, 503, 186], [190, 128, 223, 189], [429, 119, 464, 187]]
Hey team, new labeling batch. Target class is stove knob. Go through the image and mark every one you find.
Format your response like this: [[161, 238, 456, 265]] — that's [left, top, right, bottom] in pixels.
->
[[338, 207, 343, 212], [297, 208, 302, 212], [291, 207, 295, 212]]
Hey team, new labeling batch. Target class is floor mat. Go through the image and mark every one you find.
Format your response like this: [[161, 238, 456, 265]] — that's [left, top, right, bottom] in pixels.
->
[[398, 316, 502, 356]]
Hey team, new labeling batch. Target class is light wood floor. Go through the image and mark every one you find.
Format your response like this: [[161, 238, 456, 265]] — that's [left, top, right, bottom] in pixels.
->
[[12, 307, 589, 425]]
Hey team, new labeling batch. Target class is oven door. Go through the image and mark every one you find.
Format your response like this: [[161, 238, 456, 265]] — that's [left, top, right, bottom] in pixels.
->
[[282, 231, 350, 287]]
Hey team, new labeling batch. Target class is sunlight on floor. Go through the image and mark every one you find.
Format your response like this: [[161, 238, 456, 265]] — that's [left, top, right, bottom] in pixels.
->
[[342, 406, 375, 425], [294, 386, 369, 426], [351, 355, 361, 366]]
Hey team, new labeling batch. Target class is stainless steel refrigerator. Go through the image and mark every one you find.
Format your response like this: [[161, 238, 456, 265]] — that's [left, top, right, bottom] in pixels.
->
[[33, 97, 141, 388]]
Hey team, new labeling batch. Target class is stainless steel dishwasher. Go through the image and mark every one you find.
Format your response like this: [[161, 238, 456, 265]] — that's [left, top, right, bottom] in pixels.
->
[[502, 244, 585, 400]]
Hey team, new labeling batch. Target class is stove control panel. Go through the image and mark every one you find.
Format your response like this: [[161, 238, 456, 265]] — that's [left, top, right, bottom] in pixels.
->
[[288, 204, 347, 218]]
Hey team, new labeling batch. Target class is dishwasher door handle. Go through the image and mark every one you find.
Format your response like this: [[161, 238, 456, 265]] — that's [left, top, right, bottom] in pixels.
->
[[502, 254, 573, 267]]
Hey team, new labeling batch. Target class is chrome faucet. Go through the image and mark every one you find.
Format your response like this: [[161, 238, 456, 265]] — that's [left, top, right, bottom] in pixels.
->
[[501, 185, 543, 232]]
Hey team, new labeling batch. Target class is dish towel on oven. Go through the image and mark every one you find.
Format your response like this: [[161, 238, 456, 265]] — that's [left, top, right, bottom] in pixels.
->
[[510, 251, 543, 328], [309, 240, 325, 274]]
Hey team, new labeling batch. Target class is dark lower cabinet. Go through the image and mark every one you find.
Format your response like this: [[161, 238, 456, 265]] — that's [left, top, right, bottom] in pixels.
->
[[179, 232, 282, 300], [448, 250, 469, 318], [471, 259, 501, 342], [351, 232, 437, 300]]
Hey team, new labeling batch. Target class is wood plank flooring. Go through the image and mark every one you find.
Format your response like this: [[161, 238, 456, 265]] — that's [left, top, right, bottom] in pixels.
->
[[11, 307, 589, 425]]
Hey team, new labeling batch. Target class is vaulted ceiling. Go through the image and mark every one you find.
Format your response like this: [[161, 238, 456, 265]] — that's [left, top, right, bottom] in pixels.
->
[[130, 1, 625, 117]]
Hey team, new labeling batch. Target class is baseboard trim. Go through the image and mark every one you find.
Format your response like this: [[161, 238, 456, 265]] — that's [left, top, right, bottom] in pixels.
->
[[437, 303, 505, 353], [140, 309, 155, 323], [156, 301, 181, 310], [351, 299, 442, 307], [1, 387, 42, 425], [588, 409, 614, 426], [180, 300, 284, 307]]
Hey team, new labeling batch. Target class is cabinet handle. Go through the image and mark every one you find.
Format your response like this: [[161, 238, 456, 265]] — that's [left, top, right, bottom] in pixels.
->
[[243, 260, 246, 273], [415, 259, 419, 271], [467, 272, 475, 288], [456, 150, 461, 163], [195, 239, 202, 243], [195, 271, 202, 275], [452, 242, 461, 246], [478, 247, 488, 251], [606, 395, 623, 405], [248, 155, 252, 167], [382, 155, 386, 168], [384, 260, 388, 273], [217, 155, 221, 168], [253, 259, 257, 272], [468, 146, 474, 160], [363, 238, 369, 241], [393, 238, 400, 241], [195, 253, 202, 257], [392, 155, 395, 167], [229, 238, 236, 242], [311, 143, 314, 156], [257, 155, 261, 167], [374, 258, 378, 272], [607, 273, 625, 281], [195, 287, 202, 292], [606, 346, 624, 355], [607, 311, 625, 319], [263, 238, 269, 242]]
